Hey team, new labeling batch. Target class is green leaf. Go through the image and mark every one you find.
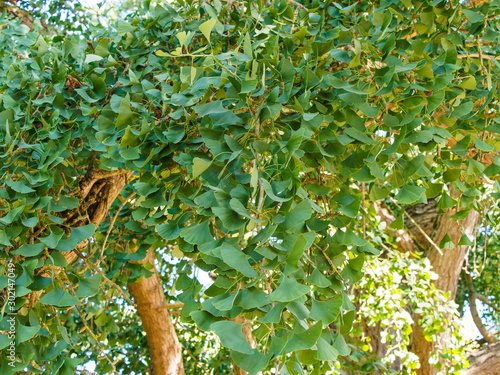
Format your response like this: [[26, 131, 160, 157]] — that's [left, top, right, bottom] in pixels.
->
[[305, 269, 331, 288], [191, 310, 221, 331], [13, 242, 46, 257], [462, 9, 485, 23], [212, 207, 247, 231], [344, 128, 377, 145], [120, 126, 138, 148], [459, 232, 474, 246], [268, 277, 310, 302], [40, 229, 64, 249], [285, 234, 308, 272], [261, 179, 290, 202], [234, 288, 269, 309], [339, 310, 355, 334], [451, 209, 470, 220], [219, 243, 258, 278], [439, 234, 455, 249], [76, 274, 102, 298], [199, 18, 216, 43], [310, 295, 343, 323], [84, 54, 103, 64], [450, 101, 473, 119], [40, 288, 80, 307], [389, 211, 404, 230], [0, 334, 11, 350], [6, 180, 35, 194], [427, 90, 445, 112], [211, 321, 254, 354], [332, 334, 350, 356], [260, 302, 287, 323], [212, 290, 239, 311], [458, 76, 476, 90], [284, 322, 322, 352], [156, 223, 181, 241], [475, 138, 494, 152], [17, 323, 40, 343], [316, 337, 339, 361], [95, 38, 110, 58], [369, 185, 389, 201], [231, 350, 269, 375], [180, 221, 213, 245], [450, 135, 471, 157], [467, 159, 485, 175], [194, 101, 225, 116], [395, 185, 426, 205], [192, 158, 212, 179], [117, 19, 136, 34], [282, 200, 312, 230], [176, 31, 188, 47], [116, 94, 132, 127], [22, 216, 39, 228], [0, 230, 12, 246], [437, 191, 457, 210], [56, 224, 95, 252], [285, 128, 304, 156]]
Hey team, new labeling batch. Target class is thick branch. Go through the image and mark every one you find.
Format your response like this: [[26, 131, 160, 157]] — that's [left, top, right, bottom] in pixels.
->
[[127, 248, 184, 375], [474, 293, 500, 312], [465, 273, 498, 345]]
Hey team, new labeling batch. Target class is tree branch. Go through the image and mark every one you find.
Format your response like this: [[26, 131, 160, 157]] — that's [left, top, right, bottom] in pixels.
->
[[465, 272, 498, 345]]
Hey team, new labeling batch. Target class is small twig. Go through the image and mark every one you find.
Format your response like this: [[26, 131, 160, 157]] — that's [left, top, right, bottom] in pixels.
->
[[256, 180, 265, 231], [98, 192, 136, 264], [314, 243, 344, 279], [361, 182, 366, 239], [76, 304, 119, 374], [458, 53, 500, 61], [289, 0, 307, 10], [74, 249, 136, 306], [160, 302, 184, 310], [474, 292, 500, 312]]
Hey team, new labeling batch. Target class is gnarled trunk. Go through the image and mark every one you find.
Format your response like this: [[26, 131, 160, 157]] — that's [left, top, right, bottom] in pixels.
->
[[410, 199, 480, 375], [128, 248, 184, 375], [371, 195, 481, 375]]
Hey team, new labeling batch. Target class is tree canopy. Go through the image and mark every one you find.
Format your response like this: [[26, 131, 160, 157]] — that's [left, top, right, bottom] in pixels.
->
[[1, 0, 500, 374]]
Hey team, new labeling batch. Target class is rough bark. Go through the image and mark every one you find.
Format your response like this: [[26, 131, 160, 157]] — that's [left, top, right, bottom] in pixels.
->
[[410, 196, 480, 375], [370, 194, 481, 375], [461, 342, 500, 375], [26, 170, 132, 308], [127, 248, 184, 375]]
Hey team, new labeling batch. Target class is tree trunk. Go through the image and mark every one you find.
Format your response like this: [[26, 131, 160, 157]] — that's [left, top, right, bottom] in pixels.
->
[[372, 195, 481, 375], [127, 248, 184, 375], [407, 197, 480, 375]]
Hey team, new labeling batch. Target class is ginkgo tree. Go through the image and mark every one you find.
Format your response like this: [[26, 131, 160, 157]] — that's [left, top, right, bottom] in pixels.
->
[[1, 0, 500, 374]]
